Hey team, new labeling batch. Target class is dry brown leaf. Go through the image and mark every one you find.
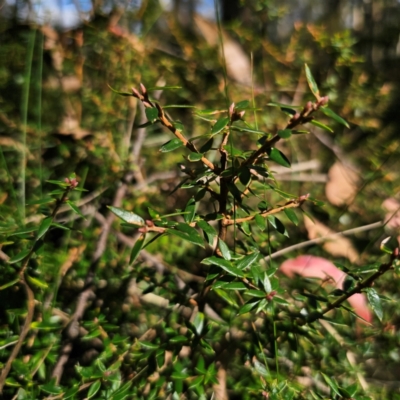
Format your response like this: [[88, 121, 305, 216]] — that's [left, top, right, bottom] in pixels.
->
[[304, 215, 359, 263], [194, 15, 252, 85], [325, 161, 359, 207]]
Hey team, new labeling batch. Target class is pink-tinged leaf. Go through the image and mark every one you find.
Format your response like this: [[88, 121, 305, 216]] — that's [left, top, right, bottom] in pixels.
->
[[279, 255, 372, 324]]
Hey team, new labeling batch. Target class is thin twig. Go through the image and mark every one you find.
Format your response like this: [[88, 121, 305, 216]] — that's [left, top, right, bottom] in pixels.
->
[[268, 221, 384, 260]]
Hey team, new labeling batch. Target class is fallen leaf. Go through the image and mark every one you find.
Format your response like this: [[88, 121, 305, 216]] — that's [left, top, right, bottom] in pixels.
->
[[304, 215, 359, 263], [280, 255, 372, 324], [325, 161, 359, 207]]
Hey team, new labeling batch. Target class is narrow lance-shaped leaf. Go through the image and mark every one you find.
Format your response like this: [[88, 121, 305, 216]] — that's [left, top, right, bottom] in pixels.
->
[[167, 224, 204, 248], [319, 107, 350, 128], [310, 119, 333, 133], [130, 233, 146, 265], [365, 287, 383, 321], [145, 107, 158, 122], [37, 217, 52, 240], [218, 239, 231, 261], [268, 148, 291, 168], [305, 64, 320, 99], [184, 198, 196, 223], [211, 117, 229, 134], [108, 206, 145, 226], [159, 138, 184, 153], [202, 256, 244, 277]]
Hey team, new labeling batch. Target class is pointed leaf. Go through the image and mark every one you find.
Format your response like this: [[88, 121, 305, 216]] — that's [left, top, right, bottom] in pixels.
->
[[37, 217, 52, 240], [199, 137, 214, 153], [8, 249, 31, 264], [197, 220, 217, 245], [66, 200, 85, 218], [222, 282, 247, 290], [145, 107, 158, 122], [268, 148, 291, 168], [305, 64, 320, 99], [159, 138, 184, 153], [278, 129, 292, 139], [108, 206, 145, 226], [87, 380, 101, 399], [108, 85, 133, 97], [0, 277, 20, 290], [26, 275, 48, 289], [188, 152, 203, 162], [320, 373, 340, 396], [238, 301, 259, 315], [319, 107, 349, 128], [167, 225, 204, 248], [238, 167, 251, 186], [310, 119, 333, 132], [192, 312, 205, 335], [218, 239, 231, 260], [130, 233, 146, 265], [227, 182, 242, 203], [211, 117, 229, 134], [254, 214, 266, 231], [244, 290, 266, 298], [365, 287, 383, 321], [202, 256, 244, 277], [284, 208, 299, 226], [236, 251, 259, 270], [235, 100, 250, 109], [184, 198, 196, 223]]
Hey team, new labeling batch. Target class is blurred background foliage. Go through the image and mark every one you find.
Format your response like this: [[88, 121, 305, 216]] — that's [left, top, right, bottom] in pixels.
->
[[1, 0, 400, 398]]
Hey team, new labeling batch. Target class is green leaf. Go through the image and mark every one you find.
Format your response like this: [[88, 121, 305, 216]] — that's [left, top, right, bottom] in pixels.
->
[[278, 129, 292, 139], [8, 249, 31, 264], [254, 214, 266, 231], [192, 312, 205, 335], [184, 198, 196, 223], [159, 138, 184, 152], [238, 167, 251, 186], [305, 64, 320, 99], [214, 289, 238, 307], [147, 85, 182, 91], [284, 208, 299, 226], [0, 277, 20, 290], [130, 233, 146, 265], [187, 152, 203, 162], [268, 148, 291, 168], [244, 289, 265, 298], [26, 275, 48, 289], [66, 200, 85, 218], [222, 282, 247, 290], [108, 85, 134, 96], [202, 256, 244, 277], [310, 119, 333, 132], [87, 380, 101, 399], [37, 217, 52, 240], [197, 219, 217, 245], [108, 206, 145, 226], [211, 117, 229, 134], [169, 335, 188, 343], [238, 301, 259, 315], [236, 251, 259, 270], [163, 104, 196, 109], [227, 182, 242, 203], [167, 224, 204, 248], [189, 375, 204, 389], [218, 239, 231, 260], [267, 216, 288, 237], [145, 107, 158, 122], [139, 341, 159, 350], [267, 102, 302, 109], [365, 287, 383, 321], [199, 137, 214, 153], [230, 126, 268, 135], [235, 100, 250, 109], [320, 372, 341, 396], [319, 107, 350, 128]]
